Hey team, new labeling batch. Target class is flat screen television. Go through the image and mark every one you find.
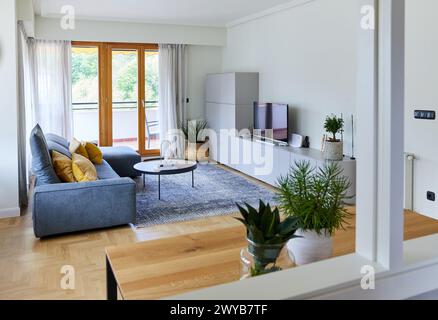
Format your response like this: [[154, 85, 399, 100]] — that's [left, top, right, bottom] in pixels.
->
[[253, 103, 289, 142]]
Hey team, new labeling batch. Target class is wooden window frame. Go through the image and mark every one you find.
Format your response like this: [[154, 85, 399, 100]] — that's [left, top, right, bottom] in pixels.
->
[[72, 41, 160, 156]]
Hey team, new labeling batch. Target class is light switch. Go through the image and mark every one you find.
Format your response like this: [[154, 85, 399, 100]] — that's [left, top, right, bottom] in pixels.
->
[[414, 110, 436, 120]]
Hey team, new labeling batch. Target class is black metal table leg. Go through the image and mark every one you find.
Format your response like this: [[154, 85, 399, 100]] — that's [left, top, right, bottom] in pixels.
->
[[192, 170, 194, 188], [158, 174, 161, 200], [106, 256, 117, 300], [143, 173, 145, 189]]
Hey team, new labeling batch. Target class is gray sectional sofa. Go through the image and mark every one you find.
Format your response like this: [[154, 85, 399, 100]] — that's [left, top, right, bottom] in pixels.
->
[[30, 124, 141, 238]]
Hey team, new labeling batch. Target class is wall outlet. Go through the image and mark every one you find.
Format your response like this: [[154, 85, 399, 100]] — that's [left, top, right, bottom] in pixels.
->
[[427, 191, 436, 202]]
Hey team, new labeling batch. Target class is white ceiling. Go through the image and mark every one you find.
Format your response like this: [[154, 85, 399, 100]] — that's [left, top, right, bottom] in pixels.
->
[[33, 0, 295, 27]]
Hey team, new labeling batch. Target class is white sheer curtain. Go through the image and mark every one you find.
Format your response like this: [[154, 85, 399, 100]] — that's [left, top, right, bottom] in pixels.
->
[[28, 39, 73, 140], [158, 44, 188, 158]]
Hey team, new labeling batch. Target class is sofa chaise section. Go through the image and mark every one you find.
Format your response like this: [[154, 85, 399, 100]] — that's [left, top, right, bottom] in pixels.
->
[[101, 146, 141, 178]]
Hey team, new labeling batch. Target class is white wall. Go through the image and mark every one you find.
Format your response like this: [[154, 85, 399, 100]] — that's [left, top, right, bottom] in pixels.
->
[[187, 45, 223, 120], [17, 0, 34, 37], [222, 0, 358, 156], [35, 16, 226, 46], [405, 0, 438, 218], [0, 0, 20, 218]]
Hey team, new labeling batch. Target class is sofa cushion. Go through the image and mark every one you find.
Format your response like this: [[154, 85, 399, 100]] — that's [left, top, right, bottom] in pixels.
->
[[29, 124, 61, 185], [72, 153, 98, 182], [69, 138, 89, 159], [101, 146, 141, 177], [45, 133, 69, 149], [95, 160, 120, 180], [51, 151, 75, 183], [84, 142, 103, 165], [47, 140, 72, 158]]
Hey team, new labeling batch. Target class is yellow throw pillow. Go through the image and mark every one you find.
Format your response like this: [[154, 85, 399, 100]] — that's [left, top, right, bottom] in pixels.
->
[[51, 151, 76, 183], [72, 153, 98, 182], [84, 142, 103, 165], [69, 138, 89, 159]]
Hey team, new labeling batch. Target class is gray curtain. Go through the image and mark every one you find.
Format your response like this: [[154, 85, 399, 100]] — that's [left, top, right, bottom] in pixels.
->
[[158, 44, 188, 158], [17, 22, 30, 207]]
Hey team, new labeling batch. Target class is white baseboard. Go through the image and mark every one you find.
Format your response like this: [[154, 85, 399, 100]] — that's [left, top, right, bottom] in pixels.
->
[[0, 207, 20, 218]]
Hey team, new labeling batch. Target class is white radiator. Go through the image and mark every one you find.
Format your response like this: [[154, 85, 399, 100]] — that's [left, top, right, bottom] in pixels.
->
[[405, 153, 415, 210]]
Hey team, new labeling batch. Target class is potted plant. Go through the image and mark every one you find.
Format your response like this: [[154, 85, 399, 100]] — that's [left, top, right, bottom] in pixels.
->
[[323, 114, 344, 161], [276, 161, 351, 266], [180, 119, 209, 161], [235, 200, 300, 277]]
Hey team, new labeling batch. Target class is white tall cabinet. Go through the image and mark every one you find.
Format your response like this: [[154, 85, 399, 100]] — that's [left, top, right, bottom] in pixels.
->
[[205, 72, 259, 163]]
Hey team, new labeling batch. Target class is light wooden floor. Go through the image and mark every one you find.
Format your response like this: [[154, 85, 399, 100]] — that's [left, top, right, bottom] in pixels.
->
[[2, 173, 438, 299]]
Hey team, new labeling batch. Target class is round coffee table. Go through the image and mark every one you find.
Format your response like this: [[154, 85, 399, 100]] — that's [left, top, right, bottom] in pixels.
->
[[134, 160, 197, 200]]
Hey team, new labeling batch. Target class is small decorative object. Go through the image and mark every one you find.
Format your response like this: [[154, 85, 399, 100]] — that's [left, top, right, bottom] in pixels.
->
[[290, 134, 303, 148], [180, 119, 209, 162], [277, 161, 351, 265], [323, 114, 344, 161], [302, 136, 310, 148], [160, 140, 172, 165], [235, 201, 299, 278]]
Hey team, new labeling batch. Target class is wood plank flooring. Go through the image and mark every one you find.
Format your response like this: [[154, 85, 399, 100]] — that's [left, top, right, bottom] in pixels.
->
[[1, 170, 438, 299]]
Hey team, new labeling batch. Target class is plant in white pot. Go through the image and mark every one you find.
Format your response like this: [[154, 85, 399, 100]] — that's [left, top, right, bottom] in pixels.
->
[[276, 161, 351, 266], [323, 115, 344, 161]]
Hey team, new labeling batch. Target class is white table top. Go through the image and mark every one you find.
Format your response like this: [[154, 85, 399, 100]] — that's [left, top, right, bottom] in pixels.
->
[[134, 159, 197, 174]]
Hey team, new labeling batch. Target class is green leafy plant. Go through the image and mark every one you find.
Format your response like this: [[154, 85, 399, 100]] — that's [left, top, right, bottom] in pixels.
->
[[180, 120, 208, 143], [276, 161, 351, 236], [235, 200, 300, 276], [324, 115, 344, 142]]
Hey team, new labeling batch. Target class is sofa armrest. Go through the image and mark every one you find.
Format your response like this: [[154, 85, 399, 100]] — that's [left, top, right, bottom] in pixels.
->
[[33, 178, 136, 238]]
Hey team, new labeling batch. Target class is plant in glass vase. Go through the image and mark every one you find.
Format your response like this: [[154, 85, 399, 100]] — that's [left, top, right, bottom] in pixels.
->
[[235, 200, 300, 278]]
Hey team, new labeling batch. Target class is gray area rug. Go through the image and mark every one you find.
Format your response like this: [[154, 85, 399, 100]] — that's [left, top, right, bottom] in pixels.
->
[[135, 164, 278, 228]]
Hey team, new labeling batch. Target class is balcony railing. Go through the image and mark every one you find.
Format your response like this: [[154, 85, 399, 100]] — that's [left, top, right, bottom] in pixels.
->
[[72, 101, 160, 148], [72, 101, 159, 110]]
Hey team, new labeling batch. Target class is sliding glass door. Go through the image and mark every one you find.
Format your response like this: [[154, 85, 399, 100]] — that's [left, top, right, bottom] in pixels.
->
[[71, 45, 100, 144], [110, 47, 139, 150], [71, 42, 159, 156], [144, 50, 160, 152]]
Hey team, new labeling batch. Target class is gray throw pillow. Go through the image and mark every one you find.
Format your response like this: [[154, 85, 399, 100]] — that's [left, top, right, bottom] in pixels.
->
[[45, 133, 69, 149], [29, 124, 61, 185], [46, 140, 72, 159]]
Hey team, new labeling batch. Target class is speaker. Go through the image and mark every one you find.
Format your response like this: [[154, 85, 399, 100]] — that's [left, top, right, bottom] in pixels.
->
[[290, 134, 304, 148]]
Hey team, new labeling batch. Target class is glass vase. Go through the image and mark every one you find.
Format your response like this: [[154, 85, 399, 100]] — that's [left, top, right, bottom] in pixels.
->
[[240, 240, 295, 279]]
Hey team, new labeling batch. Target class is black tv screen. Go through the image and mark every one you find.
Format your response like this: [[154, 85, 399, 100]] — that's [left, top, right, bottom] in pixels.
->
[[253, 103, 289, 142]]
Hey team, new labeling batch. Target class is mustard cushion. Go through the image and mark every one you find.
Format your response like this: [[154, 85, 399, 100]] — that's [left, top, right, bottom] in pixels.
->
[[51, 151, 76, 183], [72, 153, 98, 182], [84, 142, 103, 165], [69, 138, 89, 159]]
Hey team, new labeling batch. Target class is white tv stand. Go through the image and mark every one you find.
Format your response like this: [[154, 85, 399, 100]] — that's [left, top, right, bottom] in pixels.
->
[[210, 134, 356, 205]]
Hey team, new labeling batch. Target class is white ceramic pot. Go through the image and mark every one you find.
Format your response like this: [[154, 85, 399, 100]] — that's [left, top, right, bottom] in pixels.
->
[[287, 229, 333, 266], [324, 141, 343, 161]]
